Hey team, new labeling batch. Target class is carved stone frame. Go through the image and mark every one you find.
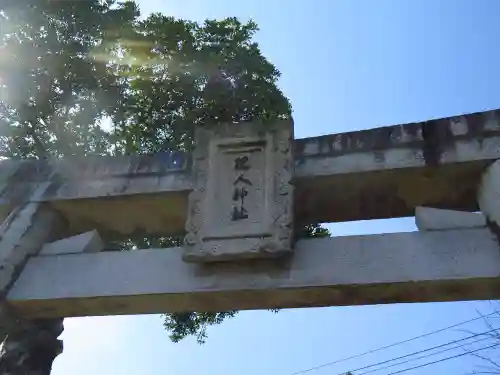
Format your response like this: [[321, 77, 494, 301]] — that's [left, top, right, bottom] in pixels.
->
[[183, 120, 294, 263]]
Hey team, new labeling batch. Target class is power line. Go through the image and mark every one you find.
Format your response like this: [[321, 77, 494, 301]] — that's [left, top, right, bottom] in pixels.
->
[[384, 342, 500, 375], [288, 310, 500, 375], [348, 328, 499, 375], [356, 333, 494, 375]]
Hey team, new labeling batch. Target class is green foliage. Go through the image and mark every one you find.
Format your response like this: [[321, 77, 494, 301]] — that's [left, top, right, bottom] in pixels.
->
[[0, 0, 329, 344], [301, 223, 331, 239], [111, 14, 292, 154], [0, 0, 139, 158], [164, 311, 239, 344]]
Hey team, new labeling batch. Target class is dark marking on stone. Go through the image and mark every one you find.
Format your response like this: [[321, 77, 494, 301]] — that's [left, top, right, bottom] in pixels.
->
[[421, 119, 454, 167], [403, 122, 421, 138], [40, 177, 63, 200], [373, 150, 385, 163], [339, 133, 350, 151], [293, 138, 307, 164], [465, 112, 486, 135], [294, 122, 426, 161], [133, 154, 156, 175], [0, 161, 54, 206], [317, 137, 332, 155], [495, 110, 500, 128], [486, 218, 500, 246], [372, 126, 394, 150], [11, 160, 52, 184], [465, 112, 486, 147], [389, 126, 402, 143], [421, 121, 438, 167], [121, 152, 188, 178]]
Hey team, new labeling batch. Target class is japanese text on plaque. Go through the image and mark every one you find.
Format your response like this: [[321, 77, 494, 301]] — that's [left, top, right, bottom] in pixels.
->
[[231, 155, 251, 221]]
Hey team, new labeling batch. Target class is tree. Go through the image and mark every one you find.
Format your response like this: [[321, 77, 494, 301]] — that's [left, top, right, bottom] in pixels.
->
[[0, 0, 139, 158], [119, 14, 331, 344], [0, 0, 330, 344], [111, 14, 292, 154]]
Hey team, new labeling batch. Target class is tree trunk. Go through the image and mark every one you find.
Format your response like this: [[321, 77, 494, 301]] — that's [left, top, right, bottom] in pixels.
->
[[0, 318, 64, 375]]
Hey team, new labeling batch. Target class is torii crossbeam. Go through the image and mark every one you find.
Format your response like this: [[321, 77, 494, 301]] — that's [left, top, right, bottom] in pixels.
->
[[1, 109, 500, 321]]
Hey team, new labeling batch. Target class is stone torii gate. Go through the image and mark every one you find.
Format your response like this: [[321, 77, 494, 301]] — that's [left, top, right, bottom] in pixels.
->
[[1, 109, 500, 373]]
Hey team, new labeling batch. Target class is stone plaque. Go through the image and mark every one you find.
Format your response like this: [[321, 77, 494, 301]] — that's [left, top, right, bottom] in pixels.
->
[[183, 120, 294, 262]]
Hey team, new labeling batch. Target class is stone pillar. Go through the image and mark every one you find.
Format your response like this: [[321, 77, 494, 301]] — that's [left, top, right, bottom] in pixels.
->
[[0, 318, 64, 375], [0, 202, 67, 375]]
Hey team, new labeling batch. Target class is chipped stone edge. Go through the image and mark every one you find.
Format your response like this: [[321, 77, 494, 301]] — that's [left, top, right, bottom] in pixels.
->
[[40, 230, 104, 256], [415, 206, 486, 232], [478, 160, 500, 241]]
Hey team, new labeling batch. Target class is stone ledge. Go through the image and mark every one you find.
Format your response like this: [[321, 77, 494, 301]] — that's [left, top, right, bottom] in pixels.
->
[[8, 228, 500, 317], [415, 207, 486, 231], [0, 110, 499, 236]]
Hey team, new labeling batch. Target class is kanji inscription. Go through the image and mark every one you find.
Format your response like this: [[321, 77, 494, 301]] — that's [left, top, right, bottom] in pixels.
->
[[183, 120, 294, 263], [231, 156, 252, 221]]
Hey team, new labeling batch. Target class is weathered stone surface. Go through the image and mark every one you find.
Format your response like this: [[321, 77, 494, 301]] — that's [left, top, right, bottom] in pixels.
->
[[293, 110, 500, 226], [8, 228, 500, 317], [478, 159, 500, 238], [0, 202, 66, 375], [0, 153, 191, 240], [0, 318, 63, 375], [183, 121, 294, 262], [0, 109, 499, 236], [0, 203, 65, 293], [40, 230, 104, 256], [0, 152, 188, 203], [415, 206, 486, 231]]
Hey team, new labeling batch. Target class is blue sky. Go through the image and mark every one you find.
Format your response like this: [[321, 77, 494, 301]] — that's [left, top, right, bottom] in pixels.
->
[[52, 1, 500, 374]]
